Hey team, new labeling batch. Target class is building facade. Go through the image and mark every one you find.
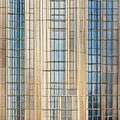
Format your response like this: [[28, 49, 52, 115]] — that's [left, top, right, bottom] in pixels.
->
[[0, 0, 120, 120]]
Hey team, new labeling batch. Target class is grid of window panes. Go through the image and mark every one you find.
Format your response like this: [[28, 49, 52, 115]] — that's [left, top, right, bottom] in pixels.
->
[[50, 0, 77, 120], [49, 0, 78, 119], [88, 1, 101, 119], [7, 0, 25, 119], [102, 0, 118, 119], [50, 0, 66, 119]]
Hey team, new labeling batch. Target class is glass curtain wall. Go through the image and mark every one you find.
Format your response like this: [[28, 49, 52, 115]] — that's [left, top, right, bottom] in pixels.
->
[[101, 0, 118, 119], [7, 0, 25, 119], [88, 0, 101, 119], [88, 0, 119, 119], [50, 0, 66, 119], [49, 0, 78, 119]]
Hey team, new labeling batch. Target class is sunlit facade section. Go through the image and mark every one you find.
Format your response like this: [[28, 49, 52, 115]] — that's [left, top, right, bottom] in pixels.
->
[[0, 0, 120, 120], [24, 0, 87, 119]]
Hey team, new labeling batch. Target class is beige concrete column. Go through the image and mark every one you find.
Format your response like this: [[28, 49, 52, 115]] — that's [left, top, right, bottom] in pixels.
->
[[24, 0, 30, 119], [77, 0, 87, 120], [0, 0, 7, 119]]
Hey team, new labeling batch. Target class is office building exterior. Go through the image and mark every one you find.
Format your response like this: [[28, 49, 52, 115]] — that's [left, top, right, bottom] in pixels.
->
[[0, 0, 120, 120]]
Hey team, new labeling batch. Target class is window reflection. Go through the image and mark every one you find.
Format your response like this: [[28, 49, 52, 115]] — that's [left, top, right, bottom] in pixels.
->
[[88, 0, 118, 119], [8, 0, 25, 119]]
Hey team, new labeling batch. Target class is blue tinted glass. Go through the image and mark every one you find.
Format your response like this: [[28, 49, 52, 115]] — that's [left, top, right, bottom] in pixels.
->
[[107, 49, 112, 56], [108, 1, 113, 8], [107, 8, 112, 14], [88, 84, 92, 94], [88, 49, 92, 54], [108, 15, 112, 21], [107, 96, 112, 108], [88, 73, 92, 83], [107, 85, 112, 94], [107, 41, 112, 49], [88, 9, 92, 14], [113, 1, 118, 8], [59, 52, 65, 61]]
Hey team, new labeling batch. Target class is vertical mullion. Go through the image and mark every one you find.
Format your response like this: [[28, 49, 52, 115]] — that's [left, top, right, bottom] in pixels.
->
[[111, 1, 113, 118], [5, 0, 7, 119], [53, 1, 55, 120], [46, 0, 48, 119], [117, 0, 119, 118], [91, 0, 93, 118], [118, 0, 119, 114], [50, 1, 51, 119], [28, 0, 30, 118], [96, 1, 98, 118], [106, 0, 107, 118], [58, 0, 60, 106], [13, 0, 15, 119], [100, 0, 102, 119], [19, 0, 21, 119]]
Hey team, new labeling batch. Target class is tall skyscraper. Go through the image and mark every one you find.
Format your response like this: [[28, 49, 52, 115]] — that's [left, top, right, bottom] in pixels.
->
[[0, 0, 120, 120]]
